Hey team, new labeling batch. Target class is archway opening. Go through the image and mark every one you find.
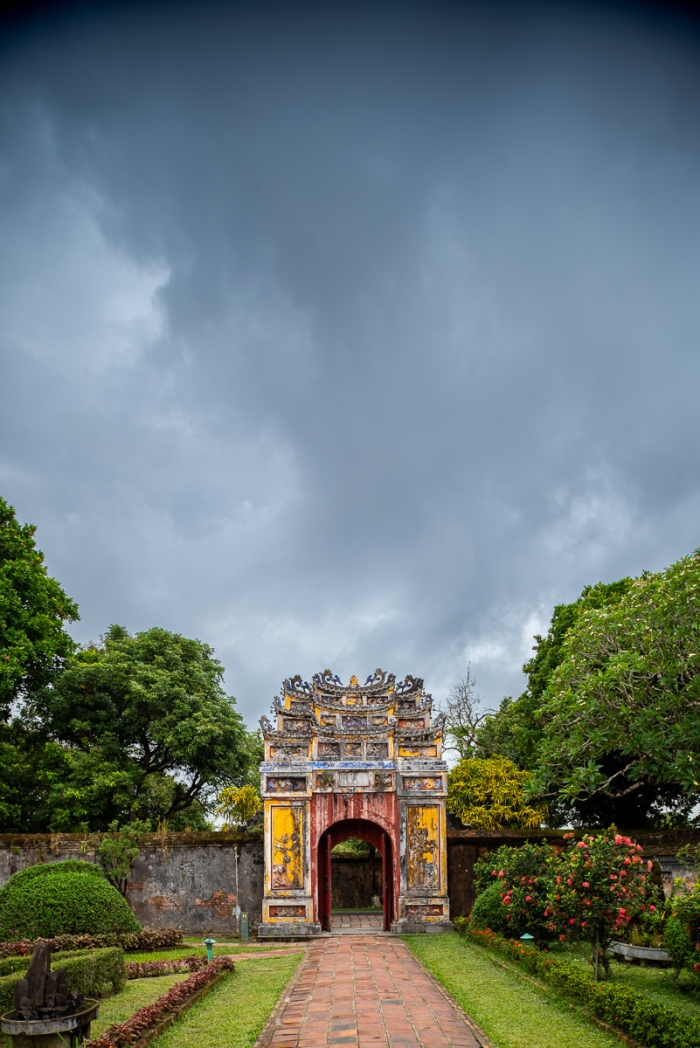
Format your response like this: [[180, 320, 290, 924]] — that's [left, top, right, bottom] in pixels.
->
[[318, 818, 394, 933]]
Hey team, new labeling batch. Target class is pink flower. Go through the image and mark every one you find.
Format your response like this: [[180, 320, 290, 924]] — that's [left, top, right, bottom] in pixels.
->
[[525, 896, 532, 902], [569, 918, 576, 925], [650, 905, 656, 912], [582, 882, 589, 888], [498, 870, 505, 877]]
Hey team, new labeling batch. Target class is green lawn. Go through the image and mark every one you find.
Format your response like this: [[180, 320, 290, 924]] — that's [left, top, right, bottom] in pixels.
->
[[151, 954, 303, 1048], [90, 973, 190, 1038], [551, 943, 700, 1019], [404, 933, 620, 1048], [607, 959, 700, 1019]]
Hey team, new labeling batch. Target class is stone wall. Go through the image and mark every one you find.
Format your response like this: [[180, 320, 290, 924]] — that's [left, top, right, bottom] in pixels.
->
[[0, 832, 265, 937], [331, 856, 382, 909], [2, 825, 698, 934]]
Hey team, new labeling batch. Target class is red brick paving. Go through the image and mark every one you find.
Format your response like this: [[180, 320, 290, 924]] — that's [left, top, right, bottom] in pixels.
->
[[256, 935, 489, 1048], [332, 913, 383, 932]]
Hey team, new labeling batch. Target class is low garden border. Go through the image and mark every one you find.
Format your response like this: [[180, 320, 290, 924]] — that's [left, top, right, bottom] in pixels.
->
[[125, 955, 209, 979], [0, 929, 183, 958], [84, 956, 235, 1048], [461, 926, 700, 1048]]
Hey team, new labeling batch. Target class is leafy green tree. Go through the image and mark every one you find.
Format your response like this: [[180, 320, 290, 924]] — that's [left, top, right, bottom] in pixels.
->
[[530, 552, 700, 823], [240, 729, 265, 787], [477, 573, 693, 826], [30, 624, 249, 827], [447, 755, 545, 829], [477, 579, 631, 775], [0, 495, 78, 715], [0, 497, 81, 831]]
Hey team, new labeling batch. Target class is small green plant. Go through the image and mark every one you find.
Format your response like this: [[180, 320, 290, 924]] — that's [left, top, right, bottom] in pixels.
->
[[99, 821, 149, 897]]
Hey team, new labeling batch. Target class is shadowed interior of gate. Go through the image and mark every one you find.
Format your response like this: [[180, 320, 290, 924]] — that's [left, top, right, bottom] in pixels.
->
[[331, 838, 382, 911], [318, 818, 394, 931]]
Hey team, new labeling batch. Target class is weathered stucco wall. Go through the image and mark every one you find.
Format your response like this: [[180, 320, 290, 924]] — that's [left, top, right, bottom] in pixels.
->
[[1, 825, 698, 933], [331, 856, 382, 909], [0, 832, 264, 937]]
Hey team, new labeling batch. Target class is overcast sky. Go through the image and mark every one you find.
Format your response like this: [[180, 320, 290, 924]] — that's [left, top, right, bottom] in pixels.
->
[[1, 0, 699, 727]]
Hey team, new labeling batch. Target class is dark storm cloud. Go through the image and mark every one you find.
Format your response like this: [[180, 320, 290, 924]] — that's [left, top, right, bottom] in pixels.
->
[[1, 0, 700, 722]]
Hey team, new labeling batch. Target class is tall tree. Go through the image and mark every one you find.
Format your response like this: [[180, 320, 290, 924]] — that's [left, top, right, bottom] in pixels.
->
[[476, 572, 696, 826], [530, 551, 700, 825], [29, 624, 250, 828], [0, 496, 78, 716], [0, 496, 80, 831]]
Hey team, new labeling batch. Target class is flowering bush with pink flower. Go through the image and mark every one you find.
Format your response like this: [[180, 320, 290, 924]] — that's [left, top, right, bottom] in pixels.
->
[[472, 842, 555, 941], [544, 830, 653, 977]]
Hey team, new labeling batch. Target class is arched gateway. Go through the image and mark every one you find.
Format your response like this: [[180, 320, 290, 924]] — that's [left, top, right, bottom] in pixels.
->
[[258, 670, 452, 936]]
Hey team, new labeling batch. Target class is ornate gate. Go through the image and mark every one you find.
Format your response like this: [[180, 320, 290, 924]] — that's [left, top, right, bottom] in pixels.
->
[[258, 670, 452, 936]]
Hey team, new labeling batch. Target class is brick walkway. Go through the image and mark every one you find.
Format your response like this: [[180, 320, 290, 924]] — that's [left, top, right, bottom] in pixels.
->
[[332, 913, 383, 932], [257, 935, 489, 1048]]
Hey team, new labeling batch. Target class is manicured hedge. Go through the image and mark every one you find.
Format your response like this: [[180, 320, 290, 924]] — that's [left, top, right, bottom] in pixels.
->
[[465, 927, 700, 1048], [0, 928, 183, 957], [126, 955, 209, 979], [0, 861, 140, 940], [0, 947, 126, 1015], [84, 957, 235, 1048]]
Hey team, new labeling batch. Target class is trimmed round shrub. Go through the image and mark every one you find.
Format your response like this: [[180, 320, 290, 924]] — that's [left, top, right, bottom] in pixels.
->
[[0, 861, 140, 940], [470, 882, 509, 934]]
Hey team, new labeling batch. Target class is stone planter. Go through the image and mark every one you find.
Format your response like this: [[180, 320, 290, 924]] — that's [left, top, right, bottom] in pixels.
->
[[1, 998, 99, 1047], [608, 940, 672, 966]]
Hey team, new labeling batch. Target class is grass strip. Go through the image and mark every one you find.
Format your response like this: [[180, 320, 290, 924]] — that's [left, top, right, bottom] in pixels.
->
[[607, 964, 700, 1019], [88, 974, 190, 1039], [466, 927, 700, 1048], [405, 933, 621, 1048], [150, 953, 304, 1048]]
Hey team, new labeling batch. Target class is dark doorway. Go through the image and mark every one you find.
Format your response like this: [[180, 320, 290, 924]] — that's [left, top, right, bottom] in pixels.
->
[[331, 839, 382, 911], [318, 818, 394, 932]]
